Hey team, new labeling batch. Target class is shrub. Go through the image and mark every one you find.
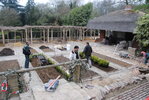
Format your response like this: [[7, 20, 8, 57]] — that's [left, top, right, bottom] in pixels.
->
[[79, 52, 86, 59], [91, 55, 109, 67], [79, 52, 109, 67]]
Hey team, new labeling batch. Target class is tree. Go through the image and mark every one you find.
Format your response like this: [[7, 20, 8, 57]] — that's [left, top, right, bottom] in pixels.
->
[[0, 8, 22, 26], [0, 0, 23, 12], [134, 14, 149, 51], [25, 0, 40, 25], [64, 3, 93, 26]]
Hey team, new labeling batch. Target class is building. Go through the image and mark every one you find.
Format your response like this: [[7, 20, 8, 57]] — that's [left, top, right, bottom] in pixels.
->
[[87, 6, 144, 46]]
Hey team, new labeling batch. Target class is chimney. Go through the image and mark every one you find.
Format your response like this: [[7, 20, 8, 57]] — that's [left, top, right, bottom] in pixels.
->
[[124, 5, 132, 11]]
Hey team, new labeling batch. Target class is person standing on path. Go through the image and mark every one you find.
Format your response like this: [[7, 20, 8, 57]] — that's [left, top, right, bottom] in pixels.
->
[[23, 42, 31, 68], [69, 46, 79, 60], [83, 42, 93, 67], [141, 51, 149, 65]]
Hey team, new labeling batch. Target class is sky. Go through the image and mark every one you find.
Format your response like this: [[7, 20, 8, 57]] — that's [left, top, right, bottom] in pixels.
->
[[19, 0, 94, 6]]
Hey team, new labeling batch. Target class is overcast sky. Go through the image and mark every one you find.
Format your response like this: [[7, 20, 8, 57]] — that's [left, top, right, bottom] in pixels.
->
[[19, 0, 94, 6]]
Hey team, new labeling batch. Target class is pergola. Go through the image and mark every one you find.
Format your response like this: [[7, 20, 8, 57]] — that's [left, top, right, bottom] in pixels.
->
[[0, 25, 99, 44]]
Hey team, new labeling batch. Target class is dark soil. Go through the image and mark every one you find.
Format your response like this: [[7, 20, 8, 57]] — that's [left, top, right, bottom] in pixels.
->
[[39, 45, 54, 52], [39, 45, 49, 49], [0, 48, 14, 56], [52, 55, 99, 79], [93, 62, 117, 72], [57, 47, 67, 51], [30, 57, 63, 83], [0, 60, 21, 99]]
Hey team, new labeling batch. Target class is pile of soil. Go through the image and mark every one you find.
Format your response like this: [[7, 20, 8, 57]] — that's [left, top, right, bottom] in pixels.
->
[[0, 48, 14, 56], [58, 47, 67, 51], [39, 45, 49, 49], [39, 45, 54, 52]]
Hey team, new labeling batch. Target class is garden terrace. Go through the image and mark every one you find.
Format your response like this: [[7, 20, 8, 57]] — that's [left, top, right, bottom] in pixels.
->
[[0, 25, 100, 45]]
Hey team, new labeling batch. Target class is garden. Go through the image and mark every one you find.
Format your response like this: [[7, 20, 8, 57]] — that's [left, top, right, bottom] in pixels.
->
[[80, 52, 117, 72]]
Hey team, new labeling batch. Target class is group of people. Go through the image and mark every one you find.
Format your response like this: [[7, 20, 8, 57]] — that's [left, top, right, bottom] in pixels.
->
[[23, 42, 93, 68], [69, 42, 93, 67], [23, 42, 149, 69]]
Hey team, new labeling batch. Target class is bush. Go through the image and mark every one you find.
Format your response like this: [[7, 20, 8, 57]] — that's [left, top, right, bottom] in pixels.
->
[[91, 55, 109, 67], [79, 52, 86, 59], [79, 52, 109, 67]]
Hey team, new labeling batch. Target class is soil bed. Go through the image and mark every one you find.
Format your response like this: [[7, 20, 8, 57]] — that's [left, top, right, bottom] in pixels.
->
[[0, 48, 14, 56], [0, 60, 24, 99], [39, 45, 54, 52], [52, 55, 69, 63], [52, 55, 99, 79], [30, 56, 63, 83], [93, 62, 117, 72]]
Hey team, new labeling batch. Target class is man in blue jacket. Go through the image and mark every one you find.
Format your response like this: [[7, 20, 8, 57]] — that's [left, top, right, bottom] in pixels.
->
[[83, 42, 93, 67], [23, 42, 31, 68]]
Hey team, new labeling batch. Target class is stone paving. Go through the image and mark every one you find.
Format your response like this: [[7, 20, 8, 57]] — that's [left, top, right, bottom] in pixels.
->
[[108, 81, 149, 100], [0, 41, 149, 100]]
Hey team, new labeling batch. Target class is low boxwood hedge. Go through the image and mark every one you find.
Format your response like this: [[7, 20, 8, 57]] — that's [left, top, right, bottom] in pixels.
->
[[79, 52, 109, 67]]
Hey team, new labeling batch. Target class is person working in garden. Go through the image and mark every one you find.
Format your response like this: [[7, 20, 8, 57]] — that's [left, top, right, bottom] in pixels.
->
[[83, 42, 93, 67], [69, 46, 79, 60], [141, 51, 149, 65], [23, 42, 31, 68]]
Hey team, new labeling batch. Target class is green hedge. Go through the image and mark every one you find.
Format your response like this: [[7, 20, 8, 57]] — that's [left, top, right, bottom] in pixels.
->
[[79, 52, 109, 67]]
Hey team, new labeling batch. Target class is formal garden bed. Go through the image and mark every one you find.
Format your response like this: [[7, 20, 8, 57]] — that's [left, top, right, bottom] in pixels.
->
[[39, 45, 54, 52], [80, 52, 117, 72], [0, 60, 25, 99], [30, 54, 69, 83], [0, 48, 14, 56], [52, 55, 99, 79]]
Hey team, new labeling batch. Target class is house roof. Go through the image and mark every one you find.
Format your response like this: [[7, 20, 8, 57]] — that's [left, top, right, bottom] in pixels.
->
[[87, 10, 144, 32]]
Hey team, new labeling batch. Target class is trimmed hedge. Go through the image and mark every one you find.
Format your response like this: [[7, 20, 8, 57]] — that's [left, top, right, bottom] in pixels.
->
[[79, 52, 109, 67]]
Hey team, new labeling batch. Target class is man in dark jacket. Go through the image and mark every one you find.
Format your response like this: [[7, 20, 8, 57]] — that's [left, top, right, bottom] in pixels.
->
[[83, 42, 93, 67], [23, 42, 31, 68]]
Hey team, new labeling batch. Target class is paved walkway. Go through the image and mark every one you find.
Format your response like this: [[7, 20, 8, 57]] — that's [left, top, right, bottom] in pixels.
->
[[108, 81, 149, 100]]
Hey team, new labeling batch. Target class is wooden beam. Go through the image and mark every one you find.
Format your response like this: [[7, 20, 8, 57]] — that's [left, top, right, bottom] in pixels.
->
[[7, 32, 9, 43], [25, 29, 28, 42], [51, 29, 53, 41], [43, 29, 45, 43], [47, 29, 49, 43], [14, 31, 16, 42], [69, 29, 71, 41], [1, 30, 5, 45], [30, 28, 33, 44]]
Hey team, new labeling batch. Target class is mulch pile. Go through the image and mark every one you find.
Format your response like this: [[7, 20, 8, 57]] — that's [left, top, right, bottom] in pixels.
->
[[39, 45, 49, 49], [0, 48, 14, 56]]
